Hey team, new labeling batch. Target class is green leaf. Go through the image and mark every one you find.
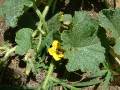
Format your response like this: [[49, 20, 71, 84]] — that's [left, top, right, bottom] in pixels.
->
[[99, 9, 120, 55], [61, 11, 105, 72], [0, 0, 33, 27], [90, 70, 108, 78], [15, 28, 33, 55]]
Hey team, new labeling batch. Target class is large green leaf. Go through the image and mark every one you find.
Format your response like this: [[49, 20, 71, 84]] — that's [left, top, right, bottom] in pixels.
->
[[99, 9, 120, 55], [0, 0, 33, 27], [15, 28, 33, 55], [61, 11, 105, 72]]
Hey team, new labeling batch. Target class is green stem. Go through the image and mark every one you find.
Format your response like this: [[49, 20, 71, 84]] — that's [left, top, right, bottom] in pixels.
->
[[0, 46, 9, 55], [42, 63, 54, 90], [42, 0, 54, 17], [33, 0, 54, 34], [3, 46, 16, 61], [33, 2, 48, 34], [32, 0, 54, 53], [42, 6, 49, 18], [0, 47, 8, 50], [37, 21, 46, 35], [49, 76, 79, 90], [36, 33, 42, 52], [32, 29, 39, 37]]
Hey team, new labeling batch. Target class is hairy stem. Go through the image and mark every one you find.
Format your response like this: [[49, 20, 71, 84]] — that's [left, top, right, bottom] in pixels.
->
[[36, 33, 42, 52], [3, 46, 16, 61], [32, 0, 53, 53], [33, 1, 48, 34], [42, 63, 54, 90]]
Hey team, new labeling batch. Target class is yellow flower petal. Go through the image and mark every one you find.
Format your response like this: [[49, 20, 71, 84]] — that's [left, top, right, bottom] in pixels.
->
[[58, 53, 64, 58], [52, 53, 61, 61], [48, 40, 64, 61], [52, 40, 61, 49], [48, 48, 56, 55]]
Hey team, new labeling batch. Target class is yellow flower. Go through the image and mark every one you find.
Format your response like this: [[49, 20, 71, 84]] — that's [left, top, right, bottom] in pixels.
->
[[48, 40, 64, 61], [52, 40, 61, 50]]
